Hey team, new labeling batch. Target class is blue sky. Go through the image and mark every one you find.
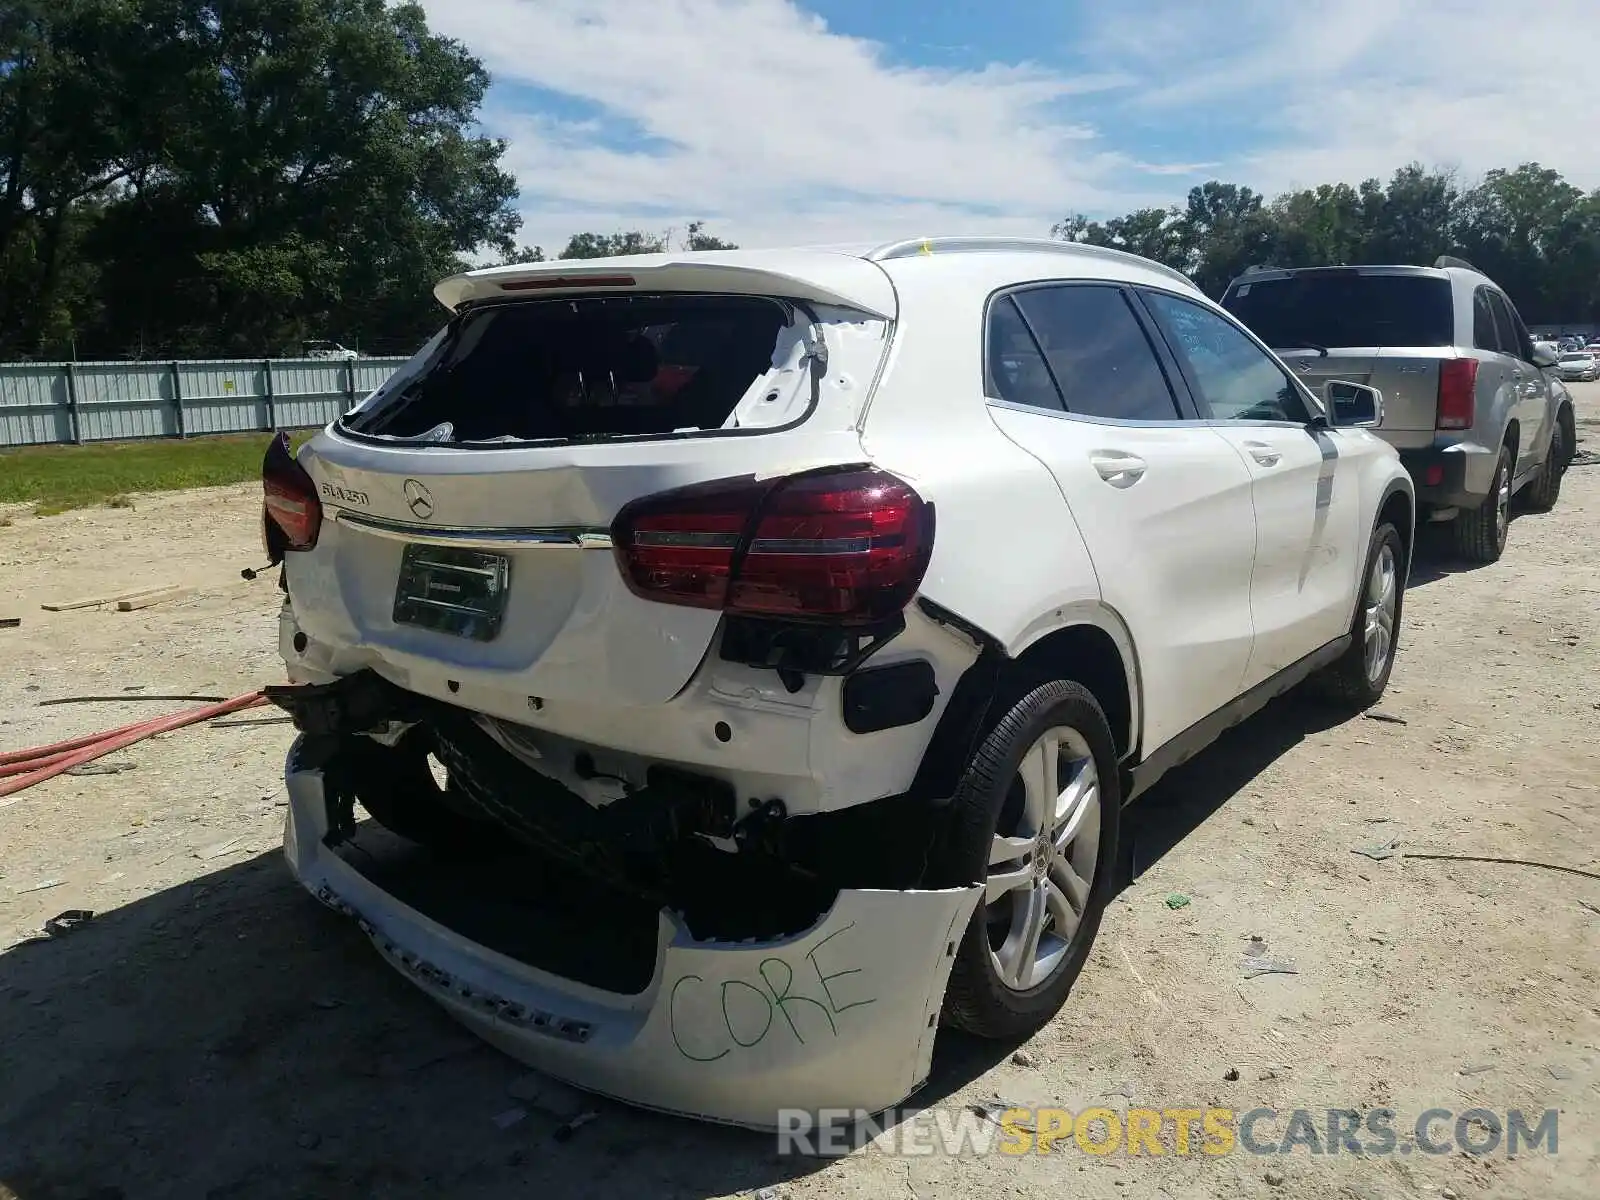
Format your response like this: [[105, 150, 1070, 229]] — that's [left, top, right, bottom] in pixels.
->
[[419, 0, 1599, 254], [800, 0, 1242, 170]]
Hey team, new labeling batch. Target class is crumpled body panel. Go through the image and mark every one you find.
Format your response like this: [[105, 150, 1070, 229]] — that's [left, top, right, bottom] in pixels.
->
[[282, 740, 981, 1128]]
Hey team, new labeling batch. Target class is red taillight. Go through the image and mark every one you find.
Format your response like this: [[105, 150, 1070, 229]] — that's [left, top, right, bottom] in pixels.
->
[[612, 468, 934, 624], [261, 432, 322, 561], [614, 477, 769, 610], [1437, 358, 1477, 430]]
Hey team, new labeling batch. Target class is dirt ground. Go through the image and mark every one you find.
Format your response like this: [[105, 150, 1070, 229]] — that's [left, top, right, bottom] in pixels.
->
[[2, 387, 1598, 1200]]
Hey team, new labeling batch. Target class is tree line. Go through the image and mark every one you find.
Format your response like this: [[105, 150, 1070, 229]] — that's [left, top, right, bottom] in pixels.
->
[[0, 0, 736, 361], [1055, 163, 1600, 325], [3, 2, 1596, 363]]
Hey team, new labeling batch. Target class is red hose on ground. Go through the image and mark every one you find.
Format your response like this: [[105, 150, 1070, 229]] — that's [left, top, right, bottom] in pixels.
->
[[0, 692, 268, 798], [0, 712, 178, 765], [0, 747, 82, 778]]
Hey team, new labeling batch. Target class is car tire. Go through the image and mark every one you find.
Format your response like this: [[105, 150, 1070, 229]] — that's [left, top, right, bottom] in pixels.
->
[[1310, 521, 1405, 709], [1523, 408, 1573, 513], [933, 678, 1122, 1041], [1453, 443, 1512, 564]]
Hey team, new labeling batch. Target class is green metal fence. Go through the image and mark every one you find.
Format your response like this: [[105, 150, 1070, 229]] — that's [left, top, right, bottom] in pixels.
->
[[0, 356, 410, 447]]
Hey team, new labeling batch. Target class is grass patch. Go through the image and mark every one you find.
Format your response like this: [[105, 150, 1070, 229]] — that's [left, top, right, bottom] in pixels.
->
[[0, 430, 314, 516]]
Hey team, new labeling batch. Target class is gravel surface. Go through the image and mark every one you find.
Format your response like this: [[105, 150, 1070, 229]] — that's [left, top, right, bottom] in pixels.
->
[[2, 386, 1598, 1199]]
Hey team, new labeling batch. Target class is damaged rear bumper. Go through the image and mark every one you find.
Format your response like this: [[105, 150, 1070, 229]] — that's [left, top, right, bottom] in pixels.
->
[[282, 736, 980, 1129]]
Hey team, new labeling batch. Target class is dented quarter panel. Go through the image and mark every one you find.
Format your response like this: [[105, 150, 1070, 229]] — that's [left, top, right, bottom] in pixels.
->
[[282, 746, 981, 1127], [847, 255, 1148, 746], [856, 256, 1105, 660]]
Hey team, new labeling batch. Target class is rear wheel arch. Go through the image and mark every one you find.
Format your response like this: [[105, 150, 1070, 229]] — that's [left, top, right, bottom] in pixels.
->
[[1553, 401, 1576, 461], [1523, 401, 1574, 513], [1009, 619, 1137, 761], [1503, 418, 1520, 462]]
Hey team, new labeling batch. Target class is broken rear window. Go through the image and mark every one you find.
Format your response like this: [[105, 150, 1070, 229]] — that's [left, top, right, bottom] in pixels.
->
[[346, 294, 800, 443]]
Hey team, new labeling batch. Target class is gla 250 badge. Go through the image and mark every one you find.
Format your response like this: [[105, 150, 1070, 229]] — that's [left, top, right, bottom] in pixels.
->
[[319, 482, 369, 506]]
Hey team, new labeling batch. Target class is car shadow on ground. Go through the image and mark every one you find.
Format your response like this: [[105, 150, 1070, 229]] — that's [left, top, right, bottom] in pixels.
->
[[1118, 693, 1352, 879], [0, 851, 817, 1200], [1405, 481, 1589, 588], [1403, 520, 1513, 588], [0, 697, 1357, 1200]]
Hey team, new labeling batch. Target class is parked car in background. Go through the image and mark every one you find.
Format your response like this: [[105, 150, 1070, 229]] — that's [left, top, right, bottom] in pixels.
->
[[303, 340, 360, 360], [1221, 258, 1577, 564], [1556, 351, 1599, 382], [259, 237, 1413, 1127]]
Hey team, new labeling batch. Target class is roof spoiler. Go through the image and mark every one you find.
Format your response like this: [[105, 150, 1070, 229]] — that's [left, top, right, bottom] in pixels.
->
[[1222, 263, 1284, 291], [432, 253, 897, 319]]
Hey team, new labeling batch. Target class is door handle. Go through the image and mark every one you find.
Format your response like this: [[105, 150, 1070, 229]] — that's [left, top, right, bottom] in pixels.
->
[[1089, 451, 1147, 488], [1243, 441, 1281, 467]]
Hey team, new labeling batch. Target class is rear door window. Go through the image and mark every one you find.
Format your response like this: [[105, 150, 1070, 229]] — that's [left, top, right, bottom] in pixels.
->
[[986, 296, 1066, 411], [1473, 288, 1501, 353], [1481, 290, 1515, 357], [1223, 272, 1455, 348], [1493, 293, 1536, 362], [346, 294, 798, 442], [993, 285, 1183, 421]]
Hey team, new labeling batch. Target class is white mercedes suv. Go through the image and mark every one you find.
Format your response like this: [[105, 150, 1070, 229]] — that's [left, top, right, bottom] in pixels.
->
[[261, 237, 1414, 1128]]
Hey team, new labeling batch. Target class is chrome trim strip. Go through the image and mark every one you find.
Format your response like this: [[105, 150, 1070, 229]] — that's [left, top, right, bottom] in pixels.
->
[[986, 397, 1318, 432], [334, 509, 613, 549]]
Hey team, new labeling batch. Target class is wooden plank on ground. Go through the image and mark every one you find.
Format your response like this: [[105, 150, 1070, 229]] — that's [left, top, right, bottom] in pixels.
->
[[115, 586, 192, 612], [41, 584, 182, 612], [1, 617, 20, 629]]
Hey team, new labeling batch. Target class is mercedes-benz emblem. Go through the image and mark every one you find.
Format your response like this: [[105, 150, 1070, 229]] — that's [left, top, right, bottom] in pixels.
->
[[402, 479, 434, 520]]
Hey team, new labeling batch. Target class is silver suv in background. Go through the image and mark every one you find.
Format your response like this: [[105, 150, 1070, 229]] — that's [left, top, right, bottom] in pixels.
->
[[1221, 258, 1576, 563]]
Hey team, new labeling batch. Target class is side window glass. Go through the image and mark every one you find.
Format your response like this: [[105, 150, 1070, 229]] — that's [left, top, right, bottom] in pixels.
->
[[1500, 296, 1535, 362], [1484, 291, 1516, 357], [1472, 289, 1499, 352], [985, 296, 1063, 411], [1142, 291, 1312, 423], [1009, 285, 1183, 421]]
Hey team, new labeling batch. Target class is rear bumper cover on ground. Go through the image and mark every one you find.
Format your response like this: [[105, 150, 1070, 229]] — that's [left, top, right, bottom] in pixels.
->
[[1398, 441, 1498, 510], [281, 738, 981, 1129]]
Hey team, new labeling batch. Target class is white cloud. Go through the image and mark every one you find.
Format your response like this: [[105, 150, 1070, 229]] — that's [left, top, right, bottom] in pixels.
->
[[422, 0, 1600, 255], [419, 0, 1175, 251], [1090, 0, 1600, 196]]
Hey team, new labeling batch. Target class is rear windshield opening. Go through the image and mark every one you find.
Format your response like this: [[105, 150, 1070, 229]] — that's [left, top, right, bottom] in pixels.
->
[[1223, 273, 1454, 349], [347, 294, 800, 443]]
